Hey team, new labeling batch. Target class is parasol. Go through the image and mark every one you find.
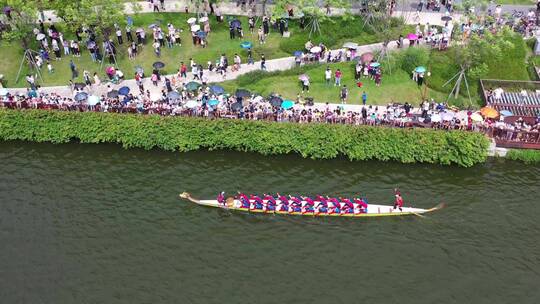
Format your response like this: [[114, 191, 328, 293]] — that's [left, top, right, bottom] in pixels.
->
[[185, 100, 198, 108], [196, 30, 206, 38], [500, 110, 513, 117], [480, 107, 499, 119], [269, 96, 283, 107], [407, 33, 418, 40], [118, 86, 130, 95], [167, 91, 181, 100], [36, 33, 46, 41], [209, 85, 225, 95], [430, 114, 442, 123], [310, 46, 322, 53], [235, 89, 251, 98], [370, 62, 381, 68], [442, 111, 455, 121], [187, 17, 197, 24], [360, 52, 374, 63], [191, 24, 201, 32], [281, 100, 294, 109], [87, 95, 100, 106], [152, 61, 165, 69], [74, 92, 88, 102], [74, 82, 86, 90], [293, 50, 303, 57], [199, 17, 208, 23], [185, 81, 201, 91], [107, 90, 119, 98], [208, 99, 219, 106], [471, 113, 483, 122], [415, 66, 427, 73], [231, 19, 241, 28], [342, 42, 358, 49], [0, 88, 8, 96], [298, 74, 309, 81], [240, 41, 252, 49], [231, 102, 242, 111]]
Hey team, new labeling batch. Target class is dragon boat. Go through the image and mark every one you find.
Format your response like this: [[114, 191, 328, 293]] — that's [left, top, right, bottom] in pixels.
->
[[179, 192, 444, 217]]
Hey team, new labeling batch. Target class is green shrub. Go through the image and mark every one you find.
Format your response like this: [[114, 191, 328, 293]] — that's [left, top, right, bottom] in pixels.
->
[[400, 47, 430, 75], [0, 109, 490, 167], [506, 149, 540, 164]]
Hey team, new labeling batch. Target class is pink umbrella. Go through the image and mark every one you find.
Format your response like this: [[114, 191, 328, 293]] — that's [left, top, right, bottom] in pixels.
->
[[407, 33, 418, 40]]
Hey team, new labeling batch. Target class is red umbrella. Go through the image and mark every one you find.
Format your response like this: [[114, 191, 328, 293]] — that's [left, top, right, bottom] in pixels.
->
[[360, 52, 374, 63], [407, 33, 418, 40]]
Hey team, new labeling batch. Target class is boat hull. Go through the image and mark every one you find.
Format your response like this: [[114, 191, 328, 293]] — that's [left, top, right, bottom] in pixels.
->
[[191, 199, 439, 217]]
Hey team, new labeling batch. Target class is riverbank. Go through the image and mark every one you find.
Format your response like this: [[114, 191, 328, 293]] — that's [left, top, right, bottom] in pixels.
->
[[0, 109, 489, 167]]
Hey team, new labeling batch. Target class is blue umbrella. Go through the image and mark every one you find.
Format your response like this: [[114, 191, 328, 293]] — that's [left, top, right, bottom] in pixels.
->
[[196, 30, 206, 38], [240, 41, 252, 49], [118, 86, 130, 95], [415, 66, 427, 73], [231, 19, 241, 28], [293, 50, 303, 57], [370, 62, 381, 68], [209, 85, 225, 95], [500, 110, 513, 116], [208, 99, 219, 106], [74, 92, 88, 102], [167, 91, 181, 100], [281, 100, 294, 109]]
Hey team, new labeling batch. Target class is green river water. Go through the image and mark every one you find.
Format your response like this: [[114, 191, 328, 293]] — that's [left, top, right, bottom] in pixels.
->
[[0, 141, 539, 304]]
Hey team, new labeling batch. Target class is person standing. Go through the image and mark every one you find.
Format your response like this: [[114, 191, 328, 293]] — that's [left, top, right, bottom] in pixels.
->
[[116, 26, 123, 45], [69, 60, 77, 79], [126, 25, 133, 43], [340, 85, 348, 104], [247, 48, 254, 65], [262, 16, 269, 35], [83, 70, 91, 87], [393, 189, 404, 211], [302, 78, 310, 93], [334, 69, 342, 86], [93, 72, 100, 86], [260, 54, 266, 70], [152, 0, 160, 12], [325, 67, 332, 85], [362, 91, 367, 105]]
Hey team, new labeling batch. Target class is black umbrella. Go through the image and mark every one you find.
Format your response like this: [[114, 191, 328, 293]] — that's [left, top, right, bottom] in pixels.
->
[[269, 96, 283, 107], [74, 92, 88, 102], [231, 102, 243, 111], [167, 91, 181, 100], [441, 16, 452, 22], [74, 82, 86, 89], [107, 90, 119, 98], [231, 19, 241, 28], [235, 89, 251, 98], [153, 61, 165, 69]]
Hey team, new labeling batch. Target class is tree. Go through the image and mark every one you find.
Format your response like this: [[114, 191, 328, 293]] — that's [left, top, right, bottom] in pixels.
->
[[0, 0, 38, 49], [51, 0, 125, 38]]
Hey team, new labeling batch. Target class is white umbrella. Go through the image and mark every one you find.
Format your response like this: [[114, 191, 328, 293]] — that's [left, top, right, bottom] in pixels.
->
[[310, 46, 322, 53], [191, 24, 201, 32], [185, 100, 199, 108], [456, 111, 468, 120], [471, 113, 483, 122], [87, 95, 100, 106], [342, 42, 358, 49], [187, 17, 197, 24], [36, 33, 46, 41], [252, 95, 264, 103], [430, 114, 442, 123], [199, 17, 208, 23], [442, 111, 455, 121]]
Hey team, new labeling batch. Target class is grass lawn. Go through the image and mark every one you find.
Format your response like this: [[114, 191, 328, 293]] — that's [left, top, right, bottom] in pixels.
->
[[0, 12, 411, 88], [495, 0, 535, 4], [218, 62, 465, 106]]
